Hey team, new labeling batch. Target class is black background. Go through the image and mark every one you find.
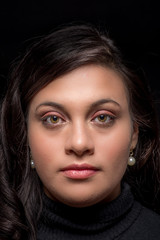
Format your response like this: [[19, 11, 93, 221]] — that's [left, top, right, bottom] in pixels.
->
[[0, 0, 160, 102]]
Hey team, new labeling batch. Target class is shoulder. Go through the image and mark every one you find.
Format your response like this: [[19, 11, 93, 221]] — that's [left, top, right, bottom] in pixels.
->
[[139, 204, 160, 222], [136, 204, 160, 230], [120, 201, 160, 240]]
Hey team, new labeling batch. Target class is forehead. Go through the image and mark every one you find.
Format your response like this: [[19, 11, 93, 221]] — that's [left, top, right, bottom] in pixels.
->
[[30, 65, 129, 109]]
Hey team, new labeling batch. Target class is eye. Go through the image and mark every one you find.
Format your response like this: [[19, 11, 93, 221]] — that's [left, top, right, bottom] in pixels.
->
[[49, 115, 60, 123], [96, 114, 110, 122], [92, 113, 115, 126], [42, 114, 65, 126]]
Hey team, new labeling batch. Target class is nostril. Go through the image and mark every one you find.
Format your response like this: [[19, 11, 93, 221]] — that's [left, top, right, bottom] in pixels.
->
[[65, 148, 94, 157], [65, 128, 94, 156], [85, 148, 94, 156]]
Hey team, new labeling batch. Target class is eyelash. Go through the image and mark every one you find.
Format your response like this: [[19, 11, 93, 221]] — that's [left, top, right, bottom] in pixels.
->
[[41, 114, 65, 126], [92, 114, 115, 126], [41, 112, 116, 128]]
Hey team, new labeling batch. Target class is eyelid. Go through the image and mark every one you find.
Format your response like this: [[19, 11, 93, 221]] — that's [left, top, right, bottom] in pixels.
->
[[91, 110, 116, 119], [40, 112, 66, 128], [39, 110, 66, 120]]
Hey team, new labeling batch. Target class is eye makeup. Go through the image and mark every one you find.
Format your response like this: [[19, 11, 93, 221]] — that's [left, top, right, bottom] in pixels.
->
[[34, 98, 121, 129]]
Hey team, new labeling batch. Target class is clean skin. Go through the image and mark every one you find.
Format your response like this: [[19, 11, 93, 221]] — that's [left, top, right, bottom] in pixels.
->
[[27, 64, 138, 207]]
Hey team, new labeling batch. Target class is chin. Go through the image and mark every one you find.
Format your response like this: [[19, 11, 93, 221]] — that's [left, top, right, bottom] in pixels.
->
[[61, 199, 97, 208], [57, 194, 108, 208]]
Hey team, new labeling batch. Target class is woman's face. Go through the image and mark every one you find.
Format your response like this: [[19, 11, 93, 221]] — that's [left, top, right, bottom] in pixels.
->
[[28, 65, 138, 207]]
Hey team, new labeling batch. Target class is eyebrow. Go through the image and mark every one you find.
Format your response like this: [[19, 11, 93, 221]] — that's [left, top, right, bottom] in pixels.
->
[[35, 98, 121, 114], [90, 99, 120, 109], [36, 102, 67, 114]]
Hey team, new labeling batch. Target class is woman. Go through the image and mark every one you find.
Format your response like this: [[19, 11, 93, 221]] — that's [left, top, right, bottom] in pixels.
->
[[0, 24, 160, 240]]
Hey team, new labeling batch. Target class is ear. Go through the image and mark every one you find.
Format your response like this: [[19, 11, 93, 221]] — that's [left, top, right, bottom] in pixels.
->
[[130, 123, 139, 149]]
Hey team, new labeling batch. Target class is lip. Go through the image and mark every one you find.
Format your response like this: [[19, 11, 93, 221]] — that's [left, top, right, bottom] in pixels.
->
[[61, 164, 99, 179]]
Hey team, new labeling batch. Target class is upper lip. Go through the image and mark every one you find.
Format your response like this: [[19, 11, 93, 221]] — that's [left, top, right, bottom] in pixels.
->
[[61, 163, 99, 171]]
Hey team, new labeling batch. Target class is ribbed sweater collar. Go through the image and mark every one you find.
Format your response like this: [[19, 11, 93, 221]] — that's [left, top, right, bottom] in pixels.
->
[[38, 183, 135, 234]]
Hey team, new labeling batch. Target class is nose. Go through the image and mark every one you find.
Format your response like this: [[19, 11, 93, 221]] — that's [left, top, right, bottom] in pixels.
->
[[65, 122, 94, 157]]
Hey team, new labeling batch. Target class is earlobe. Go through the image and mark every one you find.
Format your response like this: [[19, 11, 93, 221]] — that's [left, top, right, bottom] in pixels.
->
[[131, 123, 139, 149]]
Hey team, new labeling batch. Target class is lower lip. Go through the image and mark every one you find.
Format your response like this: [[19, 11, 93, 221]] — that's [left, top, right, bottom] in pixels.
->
[[62, 169, 98, 179]]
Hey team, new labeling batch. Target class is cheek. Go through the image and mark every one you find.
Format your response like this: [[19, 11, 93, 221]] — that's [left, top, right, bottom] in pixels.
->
[[28, 126, 64, 170], [95, 124, 132, 171]]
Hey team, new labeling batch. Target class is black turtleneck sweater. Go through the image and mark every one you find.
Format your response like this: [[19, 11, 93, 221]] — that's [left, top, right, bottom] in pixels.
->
[[37, 184, 160, 239]]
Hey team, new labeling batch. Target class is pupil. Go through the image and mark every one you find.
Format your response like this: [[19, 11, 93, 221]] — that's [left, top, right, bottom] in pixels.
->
[[100, 115, 105, 120], [52, 116, 58, 122], [99, 115, 106, 121]]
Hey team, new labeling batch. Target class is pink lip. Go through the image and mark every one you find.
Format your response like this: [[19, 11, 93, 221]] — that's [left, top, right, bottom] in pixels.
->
[[61, 164, 99, 179]]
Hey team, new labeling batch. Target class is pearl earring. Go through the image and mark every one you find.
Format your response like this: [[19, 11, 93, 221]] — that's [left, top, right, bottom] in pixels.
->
[[30, 152, 35, 169], [128, 149, 136, 166], [31, 159, 35, 169]]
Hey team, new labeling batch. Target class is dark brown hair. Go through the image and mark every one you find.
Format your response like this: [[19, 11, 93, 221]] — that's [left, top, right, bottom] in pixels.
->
[[0, 24, 160, 239]]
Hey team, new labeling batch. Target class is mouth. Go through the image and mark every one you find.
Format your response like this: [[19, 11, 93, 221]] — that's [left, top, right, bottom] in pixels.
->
[[61, 163, 99, 180]]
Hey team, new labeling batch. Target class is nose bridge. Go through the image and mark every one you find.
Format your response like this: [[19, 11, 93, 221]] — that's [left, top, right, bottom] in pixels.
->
[[65, 118, 94, 155], [74, 119, 87, 142]]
